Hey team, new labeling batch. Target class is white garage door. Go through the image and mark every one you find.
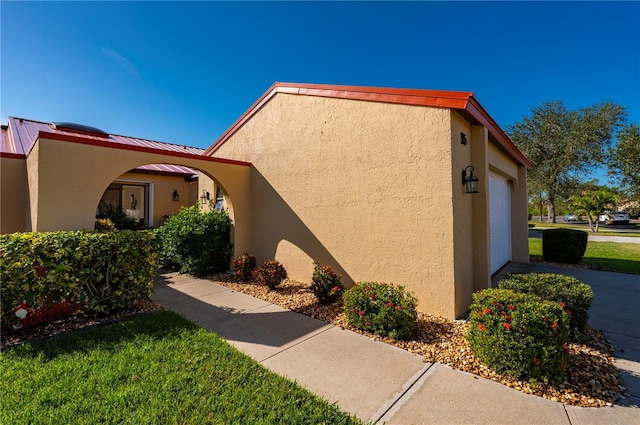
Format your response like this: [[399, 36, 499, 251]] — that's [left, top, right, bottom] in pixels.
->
[[489, 173, 512, 273]]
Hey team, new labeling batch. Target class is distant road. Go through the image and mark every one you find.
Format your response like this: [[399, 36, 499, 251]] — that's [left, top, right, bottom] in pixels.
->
[[586, 235, 640, 244], [530, 216, 640, 233]]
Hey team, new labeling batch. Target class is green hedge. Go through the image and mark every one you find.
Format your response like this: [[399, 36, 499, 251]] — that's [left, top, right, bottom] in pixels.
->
[[158, 206, 233, 277], [542, 229, 588, 263], [498, 273, 593, 338], [0, 230, 161, 329], [466, 289, 570, 382]]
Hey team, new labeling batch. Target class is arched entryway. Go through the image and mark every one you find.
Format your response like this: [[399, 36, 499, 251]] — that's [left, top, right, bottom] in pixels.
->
[[26, 135, 251, 254]]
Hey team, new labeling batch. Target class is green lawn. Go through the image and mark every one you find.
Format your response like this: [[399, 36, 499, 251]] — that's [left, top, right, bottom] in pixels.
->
[[1, 311, 362, 425], [529, 239, 640, 275]]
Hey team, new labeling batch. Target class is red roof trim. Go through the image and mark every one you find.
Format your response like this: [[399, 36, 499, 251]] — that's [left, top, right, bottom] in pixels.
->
[[204, 82, 474, 155], [204, 83, 282, 155], [37, 131, 251, 167], [204, 82, 531, 168], [464, 98, 531, 168], [0, 152, 26, 160]]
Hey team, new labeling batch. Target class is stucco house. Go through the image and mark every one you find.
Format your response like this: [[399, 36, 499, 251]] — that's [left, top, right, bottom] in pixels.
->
[[0, 82, 530, 318]]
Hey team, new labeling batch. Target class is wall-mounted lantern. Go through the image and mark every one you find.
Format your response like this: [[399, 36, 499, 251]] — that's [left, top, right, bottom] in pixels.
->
[[200, 189, 211, 204], [462, 166, 479, 194], [172, 190, 180, 202], [460, 132, 467, 145]]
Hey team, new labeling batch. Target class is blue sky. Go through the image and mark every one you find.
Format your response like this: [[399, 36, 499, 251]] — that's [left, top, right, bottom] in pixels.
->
[[2, 1, 639, 178]]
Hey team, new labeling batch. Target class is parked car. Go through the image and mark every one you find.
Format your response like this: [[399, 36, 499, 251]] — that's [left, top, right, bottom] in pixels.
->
[[565, 213, 577, 222], [598, 211, 630, 225]]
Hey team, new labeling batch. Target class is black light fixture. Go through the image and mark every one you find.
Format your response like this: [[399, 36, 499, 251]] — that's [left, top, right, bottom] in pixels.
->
[[462, 166, 479, 194], [460, 132, 467, 145], [172, 190, 180, 202], [200, 189, 211, 204]]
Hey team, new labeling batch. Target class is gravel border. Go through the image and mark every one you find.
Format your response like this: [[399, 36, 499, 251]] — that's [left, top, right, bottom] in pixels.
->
[[210, 274, 626, 408]]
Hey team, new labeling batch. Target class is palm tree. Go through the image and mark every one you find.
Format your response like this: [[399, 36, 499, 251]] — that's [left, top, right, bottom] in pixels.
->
[[570, 190, 617, 232]]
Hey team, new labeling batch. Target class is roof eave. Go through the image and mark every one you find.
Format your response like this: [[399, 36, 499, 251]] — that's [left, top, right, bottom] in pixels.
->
[[204, 82, 531, 169], [463, 97, 532, 168], [36, 131, 251, 167]]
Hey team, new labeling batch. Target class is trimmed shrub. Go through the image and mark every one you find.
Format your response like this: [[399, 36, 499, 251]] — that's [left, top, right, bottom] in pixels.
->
[[310, 262, 344, 304], [158, 206, 233, 277], [498, 273, 593, 338], [542, 229, 588, 263], [233, 252, 257, 281], [0, 230, 161, 329], [467, 289, 570, 382], [343, 282, 418, 340], [255, 260, 288, 289]]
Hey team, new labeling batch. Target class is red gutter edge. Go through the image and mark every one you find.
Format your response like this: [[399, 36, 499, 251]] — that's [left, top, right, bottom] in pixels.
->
[[204, 82, 281, 155], [0, 152, 27, 160], [465, 98, 532, 168], [204, 82, 475, 156], [37, 131, 251, 167]]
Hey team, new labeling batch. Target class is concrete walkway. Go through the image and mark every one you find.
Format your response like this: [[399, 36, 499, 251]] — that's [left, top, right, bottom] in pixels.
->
[[153, 266, 639, 425]]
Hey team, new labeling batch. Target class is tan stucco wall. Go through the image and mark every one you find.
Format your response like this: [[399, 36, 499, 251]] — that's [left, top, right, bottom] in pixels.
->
[[0, 157, 30, 233], [212, 93, 460, 317], [450, 113, 476, 316], [113, 171, 197, 227], [25, 137, 251, 255], [197, 173, 216, 211], [512, 165, 529, 263], [469, 125, 491, 292]]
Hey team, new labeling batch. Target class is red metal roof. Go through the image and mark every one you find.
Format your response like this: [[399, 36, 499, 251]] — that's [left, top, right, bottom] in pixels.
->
[[204, 82, 531, 168], [135, 163, 198, 177], [0, 116, 249, 173]]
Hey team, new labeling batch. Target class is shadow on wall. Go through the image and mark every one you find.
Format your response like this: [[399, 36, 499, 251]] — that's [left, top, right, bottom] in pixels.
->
[[250, 167, 355, 287]]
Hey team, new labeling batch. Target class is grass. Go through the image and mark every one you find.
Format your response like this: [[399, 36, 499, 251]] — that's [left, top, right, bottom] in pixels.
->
[[529, 238, 640, 275], [0, 311, 362, 425]]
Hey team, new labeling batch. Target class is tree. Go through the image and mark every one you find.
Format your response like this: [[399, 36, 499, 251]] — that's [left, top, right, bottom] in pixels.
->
[[508, 101, 626, 223], [608, 123, 640, 198], [570, 189, 617, 232]]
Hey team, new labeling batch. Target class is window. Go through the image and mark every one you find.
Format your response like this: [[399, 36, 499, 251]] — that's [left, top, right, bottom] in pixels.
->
[[97, 182, 149, 226], [214, 187, 224, 212]]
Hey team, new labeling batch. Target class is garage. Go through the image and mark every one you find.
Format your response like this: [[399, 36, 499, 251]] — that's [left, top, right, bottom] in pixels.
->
[[489, 172, 512, 274]]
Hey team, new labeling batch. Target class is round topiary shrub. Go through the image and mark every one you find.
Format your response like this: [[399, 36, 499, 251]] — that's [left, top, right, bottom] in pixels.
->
[[542, 229, 588, 264], [233, 252, 257, 281], [343, 282, 418, 340], [255, 260, 288, 289], [498, 272, 593, 338], [467, 288, 570, 382], [310, 262, 345, 304]]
